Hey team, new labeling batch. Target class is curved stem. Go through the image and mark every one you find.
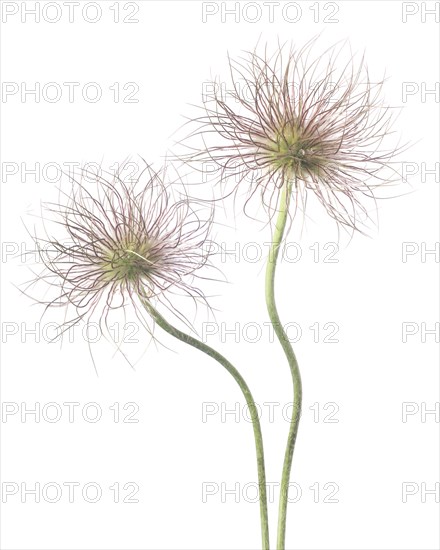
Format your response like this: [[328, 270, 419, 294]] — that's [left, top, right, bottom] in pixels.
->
[[265, 182, 302, 550], [142, 300, 270, 550]]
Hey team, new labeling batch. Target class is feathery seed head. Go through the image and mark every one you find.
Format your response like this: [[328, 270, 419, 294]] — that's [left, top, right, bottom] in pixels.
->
[[22, 162, 215, 353], [179, 38, 406, 234]]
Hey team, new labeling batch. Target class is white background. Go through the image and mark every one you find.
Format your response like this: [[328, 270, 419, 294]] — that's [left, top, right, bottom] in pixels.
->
[[0, 1, 439, 549]]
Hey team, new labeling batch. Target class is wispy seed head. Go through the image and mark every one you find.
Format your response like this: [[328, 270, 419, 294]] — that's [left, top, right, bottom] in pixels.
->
[[21, 162, 216, 360], [178, 38, 407, 235]]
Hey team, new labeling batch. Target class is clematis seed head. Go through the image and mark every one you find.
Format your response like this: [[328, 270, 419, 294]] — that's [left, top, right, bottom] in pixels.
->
[[21, 162, 216, 363], [178, 38, 407, 235]]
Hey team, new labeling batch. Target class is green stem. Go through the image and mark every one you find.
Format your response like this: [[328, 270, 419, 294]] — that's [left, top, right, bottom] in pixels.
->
[[142, 300, 270, 550], [265, 182, 302, 550]]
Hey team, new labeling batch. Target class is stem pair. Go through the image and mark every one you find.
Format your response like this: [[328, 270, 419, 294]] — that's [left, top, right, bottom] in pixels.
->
[[143, 179, 301, 550]]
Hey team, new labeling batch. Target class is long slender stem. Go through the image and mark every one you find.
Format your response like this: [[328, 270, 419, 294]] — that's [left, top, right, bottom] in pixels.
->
[[142, 300, 270, 550], [265, 182, 302, 550]]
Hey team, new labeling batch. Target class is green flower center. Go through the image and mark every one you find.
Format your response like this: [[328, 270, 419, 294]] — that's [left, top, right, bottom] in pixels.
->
[[101, 241, 154, 282], [267, 126, 325, 177]]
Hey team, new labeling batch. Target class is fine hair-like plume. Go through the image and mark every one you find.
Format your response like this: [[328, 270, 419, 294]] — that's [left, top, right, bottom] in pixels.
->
[[21, 162, 215, 358], [178, 38, 405, 235]]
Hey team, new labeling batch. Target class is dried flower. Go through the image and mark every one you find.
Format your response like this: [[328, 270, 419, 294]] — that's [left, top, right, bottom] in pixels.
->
[[20, 163, 271, 543], [178, 38, 405, 234], [22, 163, 214, 355]]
